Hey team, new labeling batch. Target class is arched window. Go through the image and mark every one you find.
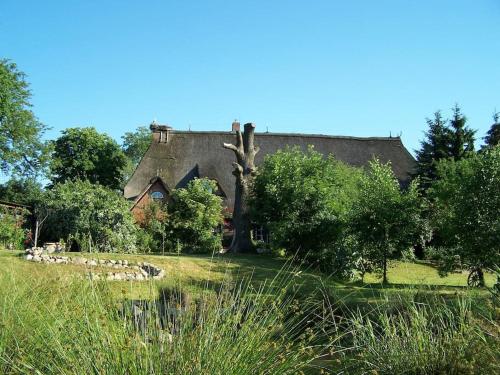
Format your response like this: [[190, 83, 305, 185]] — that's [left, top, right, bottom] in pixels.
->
[[150, 191, 164, 201]]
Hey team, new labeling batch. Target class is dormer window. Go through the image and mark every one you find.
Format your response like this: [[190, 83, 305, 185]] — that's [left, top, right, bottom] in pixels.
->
[[151, 191, 164, 201]]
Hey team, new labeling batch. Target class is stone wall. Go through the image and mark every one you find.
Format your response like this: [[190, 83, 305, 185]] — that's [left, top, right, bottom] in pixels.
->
[[24, 248, 165, 281]]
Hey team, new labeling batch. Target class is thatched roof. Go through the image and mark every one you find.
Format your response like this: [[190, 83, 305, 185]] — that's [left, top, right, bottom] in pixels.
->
[[124, 130, 416, 209]]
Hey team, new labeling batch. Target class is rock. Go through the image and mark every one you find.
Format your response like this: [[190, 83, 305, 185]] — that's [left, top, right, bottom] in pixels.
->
[[88, 260, 98, 266], [33, 255, 42, 262], [99, 259, 106, 265], [73, 257, 87, 265], [25, 254, 33, 261]]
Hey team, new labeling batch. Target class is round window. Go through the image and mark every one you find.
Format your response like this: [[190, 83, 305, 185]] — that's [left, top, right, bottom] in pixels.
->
[[151, 191, 164, 200]]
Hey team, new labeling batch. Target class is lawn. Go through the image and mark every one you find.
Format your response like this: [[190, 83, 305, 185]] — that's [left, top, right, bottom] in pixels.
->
[[0, 249, 495, 302]]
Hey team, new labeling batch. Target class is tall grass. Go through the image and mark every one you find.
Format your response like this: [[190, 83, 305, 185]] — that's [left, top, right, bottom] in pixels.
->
[[0, 259, 498, 374], [0, 263, 333, 374], [342, 292, 500, 374]]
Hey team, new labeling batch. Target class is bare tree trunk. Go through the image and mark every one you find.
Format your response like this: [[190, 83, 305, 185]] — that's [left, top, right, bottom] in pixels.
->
[[223, 123, 260, 253]]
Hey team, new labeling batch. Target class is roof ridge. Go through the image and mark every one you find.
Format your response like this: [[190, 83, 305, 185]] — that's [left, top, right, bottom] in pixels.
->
[[170, 130, 401, 141]]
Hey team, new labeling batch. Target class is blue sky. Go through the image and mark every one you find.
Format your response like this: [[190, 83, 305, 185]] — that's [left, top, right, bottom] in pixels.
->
[[1, 0, 499, 154]]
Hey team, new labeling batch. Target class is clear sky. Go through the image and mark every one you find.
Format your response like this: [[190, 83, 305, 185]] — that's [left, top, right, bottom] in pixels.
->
[[1, 0, 499, 154]]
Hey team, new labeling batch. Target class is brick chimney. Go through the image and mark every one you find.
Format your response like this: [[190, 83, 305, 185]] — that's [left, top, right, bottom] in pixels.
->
[[231, 120, 240, 132], [150, 120, 172, 143]]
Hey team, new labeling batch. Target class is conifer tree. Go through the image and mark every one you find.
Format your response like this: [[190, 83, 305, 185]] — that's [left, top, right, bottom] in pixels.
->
[[415, 105, 476, 190], [483, 111, 500, 148]]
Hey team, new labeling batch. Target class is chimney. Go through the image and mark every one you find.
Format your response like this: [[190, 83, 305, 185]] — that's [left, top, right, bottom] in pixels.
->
[[150, 121, 172, 143], [231, 120, 240, 132]]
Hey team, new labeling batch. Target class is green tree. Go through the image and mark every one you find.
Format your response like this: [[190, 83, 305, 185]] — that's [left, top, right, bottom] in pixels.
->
[[50, 127, 127, 190], [251, 146, 362, 272], [483, 111, 500, 148], [415, 111, 452, 189], [430, 147, 500, 286], [40, 180, 137, 252], [121, 126, 151, 182], [349, 159, 425, 284], [167, 178, 223, 253], [0, 59, 50, 177], [449, 104, 475, 160], [415, 106, 476, 190], [0, 178, 43, 205]]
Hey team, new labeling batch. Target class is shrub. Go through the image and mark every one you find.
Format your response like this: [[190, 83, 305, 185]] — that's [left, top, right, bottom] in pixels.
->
[[167, 178, 223, 253], [0, 207, 27, 249], [251, 146, 362, 272], [40, 180, 137, 252]]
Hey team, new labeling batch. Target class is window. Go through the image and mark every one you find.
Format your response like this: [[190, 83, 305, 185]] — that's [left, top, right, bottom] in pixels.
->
[[150, 191, 164, 201], [252, 225, 268, 242]]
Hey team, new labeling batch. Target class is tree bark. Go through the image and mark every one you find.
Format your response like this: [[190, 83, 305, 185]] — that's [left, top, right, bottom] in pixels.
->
[[223, 123, 259, 253]]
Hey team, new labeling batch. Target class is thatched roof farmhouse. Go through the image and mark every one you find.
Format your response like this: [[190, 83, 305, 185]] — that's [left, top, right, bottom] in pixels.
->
[[124, 122, 415, 220]]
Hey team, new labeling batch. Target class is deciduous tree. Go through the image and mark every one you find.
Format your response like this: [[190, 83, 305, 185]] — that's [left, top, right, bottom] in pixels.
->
[[349, 159, 425, 284], [0, 59, 50, 178], [430, 147, 500, 286], [121, 126, 151, 181], [50, 127, 127, 190], [251, 146, 362, 273], [223, 123, 259, 253]]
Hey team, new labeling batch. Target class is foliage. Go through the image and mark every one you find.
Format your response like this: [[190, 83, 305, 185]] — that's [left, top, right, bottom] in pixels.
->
[[137, 201, 168, 253], [121, 126, 151, 181], [415, 105, 476, 190], [50, 127, 127, 190], [0, 178, 44, 206], [0, 59, 50, 178], [167, 178, 224, 253], [251, 146, 363, 272], [483, 111, 500, 148], [40, 180, 137, 252], [0, 207, 27, 249], [349, 159, 426, 283], [429, 147, 500, 285]]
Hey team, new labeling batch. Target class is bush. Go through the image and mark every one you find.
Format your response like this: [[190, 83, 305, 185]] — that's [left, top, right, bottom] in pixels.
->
[[0, 207, 27, 249], [251, 146, 362, 272], [40, 180, 138, 252], [167, 178, 223, 253]]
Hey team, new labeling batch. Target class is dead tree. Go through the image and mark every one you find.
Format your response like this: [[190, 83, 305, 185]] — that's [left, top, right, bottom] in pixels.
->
[[223, 123, 259, 253]]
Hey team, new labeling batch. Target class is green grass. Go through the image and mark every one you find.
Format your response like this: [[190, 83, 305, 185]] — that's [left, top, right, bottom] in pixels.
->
[[0, 248, 498, 374], [0, 250, 495, 302]]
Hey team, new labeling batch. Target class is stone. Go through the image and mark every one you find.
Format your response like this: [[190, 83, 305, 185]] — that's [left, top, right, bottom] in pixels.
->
[[73, 257, 87, 265], [88, 260, 98, 266], [33, 255, 42, 262], [25, 254, 33, 261]]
